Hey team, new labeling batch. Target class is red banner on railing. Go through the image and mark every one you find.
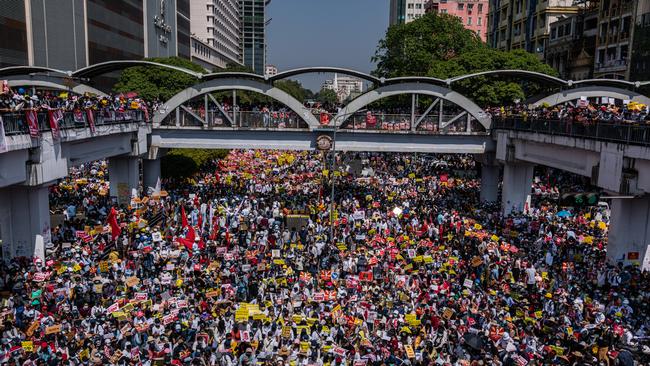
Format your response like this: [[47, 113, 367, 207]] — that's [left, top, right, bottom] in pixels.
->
[[320, 112, 330, 126], [86, 109, 96, 134], [47, 109, 63, 139], [25, 110, 39, 137]]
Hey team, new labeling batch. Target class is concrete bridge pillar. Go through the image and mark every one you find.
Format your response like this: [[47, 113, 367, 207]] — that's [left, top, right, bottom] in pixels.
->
[[607, 196, 650, 270], [109, 156, 140, 205], [501, 162, 534, 216], [0, 185, 51, 260], [143, 159, 161, 192], [480, 164, 500, 202]]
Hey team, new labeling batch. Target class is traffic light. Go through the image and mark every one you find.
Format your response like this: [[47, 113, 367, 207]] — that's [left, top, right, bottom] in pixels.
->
[[559, 192, 599, 207]]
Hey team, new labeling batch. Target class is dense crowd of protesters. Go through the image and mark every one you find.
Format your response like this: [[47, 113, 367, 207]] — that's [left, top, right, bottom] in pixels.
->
[[486, 101, 649, 124], [0, 150, 648, 365], [0, 86, 156, 117]]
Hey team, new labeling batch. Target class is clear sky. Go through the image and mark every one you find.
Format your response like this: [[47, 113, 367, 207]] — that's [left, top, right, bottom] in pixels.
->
[[266, 0, 389, 92]]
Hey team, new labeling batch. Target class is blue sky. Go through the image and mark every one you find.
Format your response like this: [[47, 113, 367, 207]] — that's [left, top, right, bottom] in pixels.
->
[[266, 0, 389, 91]]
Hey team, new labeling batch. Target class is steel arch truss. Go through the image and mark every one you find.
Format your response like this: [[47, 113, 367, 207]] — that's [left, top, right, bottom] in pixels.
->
[[5, 75, 107, 96], [153, 77, 320, 127], [532, 86, 650, 107], [335, 82, 492, 131]]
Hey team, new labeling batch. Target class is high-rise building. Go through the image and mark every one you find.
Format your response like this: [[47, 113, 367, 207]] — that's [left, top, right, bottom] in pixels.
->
[[240, 0, 268, 74], [0, 0, 188, 70], [190, 0, 242, 70], [390, 0, 428, 25], [487, 0, 581, 58], [425, 0, 490, 42], [322, 74, 365, 102]]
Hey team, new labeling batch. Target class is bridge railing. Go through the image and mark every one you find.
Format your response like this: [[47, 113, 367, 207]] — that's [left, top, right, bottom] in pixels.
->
[[170, 109, 309, 129], [493, 117, 650, 146], [1, 110, 145, 136], [340, 113, 486, 134]]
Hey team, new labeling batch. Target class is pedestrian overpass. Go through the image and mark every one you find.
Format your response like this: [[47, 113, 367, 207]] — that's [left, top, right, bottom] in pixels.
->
[[1, 61, 650, 267]]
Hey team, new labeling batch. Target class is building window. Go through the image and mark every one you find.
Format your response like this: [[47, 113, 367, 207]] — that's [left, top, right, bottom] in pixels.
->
[[408, 3, 414, 8], [468, 17, 472, 25], [441, 9, 447, 13], [458, 3, 464, 10], [478, 17, 482, 25], [416, 3, 422, 9], [478, 4, 483, 13]]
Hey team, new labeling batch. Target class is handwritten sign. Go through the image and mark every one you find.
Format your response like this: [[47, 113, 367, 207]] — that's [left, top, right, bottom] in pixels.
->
[[45, 324, 62, 335]]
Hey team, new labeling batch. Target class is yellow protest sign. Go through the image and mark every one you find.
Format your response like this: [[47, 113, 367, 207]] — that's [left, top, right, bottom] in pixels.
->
[[404, 345, 415, 358], [22, 341, 33, 352], [282, 326, 292, 338], [235, 308, 249, 322], [300, 342, 310, 352]]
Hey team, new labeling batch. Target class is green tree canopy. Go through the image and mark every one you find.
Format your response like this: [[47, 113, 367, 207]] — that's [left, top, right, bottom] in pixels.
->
[[161, 149, 229, 179], [373, 13, 483, 78], [372, 12, 558, 106], [274, 79, 313, 102], [315, 88, 338, 105], [113, 57, 205, 101]]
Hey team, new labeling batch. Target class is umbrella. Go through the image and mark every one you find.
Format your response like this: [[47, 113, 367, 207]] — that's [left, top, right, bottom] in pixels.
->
[[463, 332, 484, 351], [556, 210, 572, 218]]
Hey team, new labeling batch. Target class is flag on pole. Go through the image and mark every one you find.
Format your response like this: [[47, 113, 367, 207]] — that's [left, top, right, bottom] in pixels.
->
[[47, 109, 63, 139], [107, 207, 121, 241], [86, 109, 96, 134], [26, 110, 39, 137]]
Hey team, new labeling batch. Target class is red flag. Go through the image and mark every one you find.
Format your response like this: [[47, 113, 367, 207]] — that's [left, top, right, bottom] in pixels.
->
[[86, 109, 96, 134], [107, 207, 121, 241], [47, 109, 62, 139], [26, 110, 39, 137], [320, 112, 330, 125], [181, 206, 188, 228]]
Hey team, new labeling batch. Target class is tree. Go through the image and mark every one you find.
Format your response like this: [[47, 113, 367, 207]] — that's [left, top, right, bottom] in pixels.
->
[[372, 12, 558, 106], [161, 149, 229, 179], [315, 88, 338, 105], [114, 57, 205, 101], [372, 13, 483, 78], [430, 48, 559, 106], [275, 79, 313, 103]]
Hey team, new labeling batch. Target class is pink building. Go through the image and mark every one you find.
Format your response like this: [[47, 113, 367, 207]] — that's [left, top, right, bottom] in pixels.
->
[[425, 0, 489, 42]]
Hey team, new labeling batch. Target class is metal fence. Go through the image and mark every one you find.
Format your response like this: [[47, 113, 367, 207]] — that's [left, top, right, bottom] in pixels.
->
[[1, 109, 145, 136], [172, 109, 309, 129], [493, 117, 650, 146], [340, 113, 485, 134]]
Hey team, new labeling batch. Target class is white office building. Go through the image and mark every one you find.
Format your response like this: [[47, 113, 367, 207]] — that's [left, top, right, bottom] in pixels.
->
[[322, 74, 365, 102], [190, 0, 242, 70]]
